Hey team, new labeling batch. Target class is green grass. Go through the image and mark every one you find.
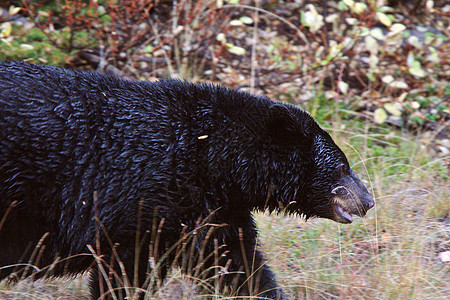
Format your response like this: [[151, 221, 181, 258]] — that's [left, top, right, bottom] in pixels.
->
[[1, 120, 447, 299], [256, 122, 449, 299], [0, 26, 69, 65]]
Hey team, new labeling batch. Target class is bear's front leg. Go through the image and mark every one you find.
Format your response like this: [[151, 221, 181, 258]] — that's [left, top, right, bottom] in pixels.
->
[[254, 264, 286, 300], [230, 235, 285, 299], [213, 217, 286, 299]]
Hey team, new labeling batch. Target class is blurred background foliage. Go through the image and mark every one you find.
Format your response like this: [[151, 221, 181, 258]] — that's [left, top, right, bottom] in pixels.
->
[[0, 0, 448, 135]]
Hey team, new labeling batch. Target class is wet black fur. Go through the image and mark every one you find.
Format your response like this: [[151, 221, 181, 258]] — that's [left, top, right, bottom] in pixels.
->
[[1, 61, 357, 299]]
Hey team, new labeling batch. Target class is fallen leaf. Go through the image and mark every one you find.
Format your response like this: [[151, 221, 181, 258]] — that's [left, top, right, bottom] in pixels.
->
[[143, 45, 154, 53], [369, 54, 379, 69], [406, 51, 416, 67], [338, 81, 349, 95], [424, 34, 445, 47], [229, 20, 243, 26], [374, 108, 388, 124], [239, 16, 253, 25], [390, 81, 409, 89], [426, 47, 440, 63], [365, 36, 378, 55], [0, 22, 12, 38], [325, 90, 339, 99], [408, 36, 422, 48], [352, 2, 367, 14], [343, 0, 355, 7], [227, 45, 246, 55], [20, 44, 35, 50], [38, 10, 49, 17], [216, 33, 226, 43], [384, 103, 402, 116], [9, 6, 21, 15], [376, 12, 392, 27], [370, 27, 384, 40], [173, 25, 183, 36], [345, 18, 358, 25], [411, 101, 420, 109], [382, 75, 394, 84], [302, 4, 324, 33], [426, 0, 435, 12], [390, 23, 406, 34], [0, 38, 12, 46], [325, 13, 339, 23], [398, 92, 408, 102], [409, 61, 427, 78]]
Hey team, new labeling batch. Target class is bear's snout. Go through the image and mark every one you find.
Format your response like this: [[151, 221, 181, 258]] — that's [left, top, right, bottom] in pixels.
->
[[330, 170, 374, 223]]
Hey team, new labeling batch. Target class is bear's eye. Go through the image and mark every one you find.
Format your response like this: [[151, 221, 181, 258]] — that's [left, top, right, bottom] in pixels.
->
[[331, 186, 349, 196]]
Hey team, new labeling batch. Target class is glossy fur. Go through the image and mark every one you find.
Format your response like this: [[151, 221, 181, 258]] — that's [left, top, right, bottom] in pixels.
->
[[0, 61, 373, 299]]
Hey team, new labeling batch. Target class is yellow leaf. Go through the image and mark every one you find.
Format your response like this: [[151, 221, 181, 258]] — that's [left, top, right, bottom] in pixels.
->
[[20, 44, 34, 50], [343, 0, 355, 7], [338, 81, 349, 95], [228, 46, 246, 55], [390, 23, 406, 34], [216, 33, 226, 44], [370, 28, 384, 40], [38, 10, 49, 17], [384, 103, 402, 116], [229, 20, 243, 26], [304, 5, 324, 33], [408, 36, 422, 48], [9, 6, 21, 15], [239, 16, 253, 25], [409, 61, 427, 78], [0, 22, 12, 38], [325, 13, 339, 23], [0, 38, 12, 47], [353, 3, 367, 14], [345, 18, 357, 25], [411, 101, 420, 109], [398, 92, 408, 102], [390, 81, 409, 89], [369, 54, 379, 69], [374, 108, 387, 124], [365, 36, 378, 55], [382, 75, 394, 84], [407, 51, 415, 67], [376, 12, 392, 27]]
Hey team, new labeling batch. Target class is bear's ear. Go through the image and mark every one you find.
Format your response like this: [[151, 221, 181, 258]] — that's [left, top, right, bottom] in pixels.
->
[[266, 104, 302, 145]]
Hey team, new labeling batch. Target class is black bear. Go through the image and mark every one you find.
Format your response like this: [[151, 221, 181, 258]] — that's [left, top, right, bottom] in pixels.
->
[[0, 61, 374, 299]]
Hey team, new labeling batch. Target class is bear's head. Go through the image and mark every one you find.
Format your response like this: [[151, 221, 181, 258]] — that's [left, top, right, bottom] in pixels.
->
[[308, 132, 375, 223], [265, 104, 374, 223]]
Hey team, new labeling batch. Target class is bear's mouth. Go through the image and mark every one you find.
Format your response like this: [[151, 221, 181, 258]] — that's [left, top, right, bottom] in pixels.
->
[[332, 202, 353, 224]]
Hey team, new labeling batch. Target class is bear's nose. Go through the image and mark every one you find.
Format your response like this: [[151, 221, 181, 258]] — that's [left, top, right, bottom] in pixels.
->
[[364, 195, 375, 210]]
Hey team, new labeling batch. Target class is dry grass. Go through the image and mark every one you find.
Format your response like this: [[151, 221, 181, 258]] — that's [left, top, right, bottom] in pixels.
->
[[0, 275, 89, 299], [255, 126, 449, 300], [1, 125, 448, 299]]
